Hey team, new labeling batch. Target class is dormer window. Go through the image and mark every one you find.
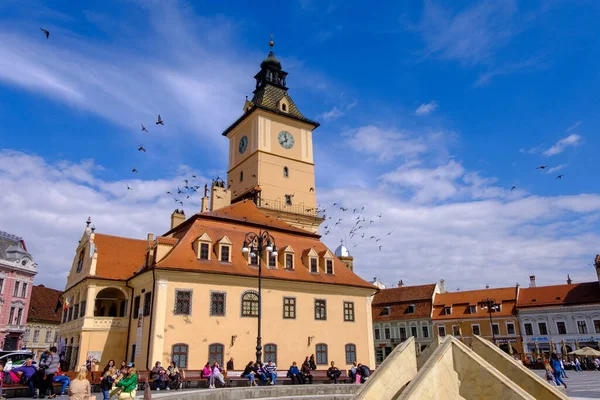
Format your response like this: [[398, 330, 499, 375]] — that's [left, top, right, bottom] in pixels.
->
[[406, 304, 416, 314], [249, 253, 258, 266], [380, 306, 391, 316], [193, 233, 212, 261], [319, 249, 335, 275], [303, 248, 319, 273], [443, 307, 452, 316], [310, 258, 318, 273], [268, 251, 277, 268], [280, 246, 295, 270], [469, 305, 477, 314], [76, 250, 84, 273], [326, 260, 333, 274], [285, 254, 293, 269], [281, 103, 287, 112], [277, 97, 290, 113], [283, 167, 289, 178], [217, 236, 232, 263]]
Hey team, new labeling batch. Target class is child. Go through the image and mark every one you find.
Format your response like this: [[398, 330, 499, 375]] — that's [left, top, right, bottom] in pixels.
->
[[544, 361, 555, 385]]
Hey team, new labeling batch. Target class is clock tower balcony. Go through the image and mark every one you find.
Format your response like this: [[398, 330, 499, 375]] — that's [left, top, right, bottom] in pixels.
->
[[256, 197, 325, 233]]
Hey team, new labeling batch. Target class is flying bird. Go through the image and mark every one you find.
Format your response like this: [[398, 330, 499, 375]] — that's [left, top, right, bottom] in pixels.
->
[[156, 114, 164, 125], [132, 168, 138, 173], [536, 165, 548, 170], [377, 213, 382, 218], [510, 185, 516, 191], [556, 175, 564, 180], [184, 180, 188, 185], [387, 231, 393, 235], [138, 145, 146, 152], [127, 185, 132, 190], [379, 246, 382, 251], [166, 191, 172, 195], [40, 27, 50, 39], [192, 175, 197, 178], [141, 124, 148, 132]]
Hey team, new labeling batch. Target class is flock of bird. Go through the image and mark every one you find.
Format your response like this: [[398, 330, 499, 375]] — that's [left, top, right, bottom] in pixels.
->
[[510, 165, 564, 191], [124, 115, 165, 191]]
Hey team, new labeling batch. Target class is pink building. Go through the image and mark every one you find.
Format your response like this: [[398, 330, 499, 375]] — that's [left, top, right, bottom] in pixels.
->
[[0, 230, 37, 350]]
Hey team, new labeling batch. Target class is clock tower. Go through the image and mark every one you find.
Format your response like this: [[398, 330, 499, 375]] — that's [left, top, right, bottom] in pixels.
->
[[221, 40, 323, 232]]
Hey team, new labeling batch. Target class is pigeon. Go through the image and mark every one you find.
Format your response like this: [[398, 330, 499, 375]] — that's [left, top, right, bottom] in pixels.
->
[[192, 175, 197, 178], [156, 114, 164, 125], [387, 231, 393, 235], [510, 185, 516, 191], [536, 165, 548, 170], [379, 246, 382, 251], [377, 213, 382, 218], [138, 145, 146, 152], [166, 191, 172, 195], [132, 168, 138, 173], [556, 175, 564, 180], [40, 27, 50, 39], [127, 185, 132, 190], [141, 124, 148, 132]]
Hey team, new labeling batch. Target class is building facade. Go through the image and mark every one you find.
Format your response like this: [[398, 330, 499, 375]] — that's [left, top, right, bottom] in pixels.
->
[[59, 44, 377, 371], [0, 230, 37, 351], [517, 278, 600, 355], [433, 287, 523, 354], [23, 285, 62, 359], [372, 283, 438, 365]]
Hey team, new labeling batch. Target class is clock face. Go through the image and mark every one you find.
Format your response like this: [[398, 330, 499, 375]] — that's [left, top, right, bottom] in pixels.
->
[[278, 131, 294, 149], [238, 135, 248, 154]]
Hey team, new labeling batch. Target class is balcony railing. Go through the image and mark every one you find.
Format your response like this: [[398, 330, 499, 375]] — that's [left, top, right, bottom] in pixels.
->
[[5, 324, 25, 332], [257, 198, 324, 218]]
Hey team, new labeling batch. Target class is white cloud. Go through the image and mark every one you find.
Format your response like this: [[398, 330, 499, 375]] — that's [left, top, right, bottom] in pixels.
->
[[415, 101, 438, 116], [566, 121, 582, 132], [344, 126, 429, 162], [543, 134, 582, 156], [319, 106, 344, 121], [545, 164, 567, 174]]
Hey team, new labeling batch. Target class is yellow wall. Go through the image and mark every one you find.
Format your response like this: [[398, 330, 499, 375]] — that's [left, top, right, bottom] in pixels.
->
[[434, 317, 523, 353], [129, 270, 375, 370]]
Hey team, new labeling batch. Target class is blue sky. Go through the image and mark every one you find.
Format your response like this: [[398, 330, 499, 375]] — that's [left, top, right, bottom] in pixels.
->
[[1, 0, 599, 291]]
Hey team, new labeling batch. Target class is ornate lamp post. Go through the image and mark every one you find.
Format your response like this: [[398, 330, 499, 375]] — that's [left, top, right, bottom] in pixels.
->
[[241, 230, 277, 364], [479, 297, 500, 344]]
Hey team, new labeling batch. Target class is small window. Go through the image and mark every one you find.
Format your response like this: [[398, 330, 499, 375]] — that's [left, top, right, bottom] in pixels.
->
[[13, 281, 20, 297], [399, 327, 407, 341], [452, 325, 460, 336], [143, 292, 152, 316], [172, 343, 188, 368], [24, 329, 30, 342], [593, 320, 600, 334], [210, 292, 226, 316], [422, 326, 429, 338], [133, 296, 141, 319], [208, 343, 224, 366], [577, 320, 588, 334], [384, 327, 391, 339], [285, 195, 292, 206], [80, 300, 86, 318], [240, 171, 244, 182], [468, 305, 477, 314], [472, 325, 481, 336], [268, 252, 277, 267], [283, 166, 289, 178], [538, 322, 548, 335], [507, 322, 516, 335], [33, 330, 40, 343], [443, 307, 452, 315], [73, 304, 79, 320], [524, 323, 533, 335], [76, 250, 84, 273], [410, 326, 418, 337], [283, 297, 296, 319], [45, 330, 52, 343], [380, 306, 390, 316], [315, 343, 328, 365], [264, 343, 277, 364], [406, 304, 415, 314], [281, 103, 287, 112], [249, 253, 258, 265], [220, 246, 230, 262], [344, 302, 355, 322], [315, 299, 327, 320], [492, 323, 500, 335], [54, 331, 59, 343], [438, 326, 446, 337], [285, 253, 294, 269], [21, 282, 27, 298], [175, 290, 192, 315], [242, 291, 259, 317], [0, 277, 3, 294], [310, 258, 318, 273], [374, 328, 380, 340], [345, 344, 356, 364], [199, 243, 209, 260], [556, 321, 567, 335], [67, 306, 73, 322], [326, 259, 333, 274]]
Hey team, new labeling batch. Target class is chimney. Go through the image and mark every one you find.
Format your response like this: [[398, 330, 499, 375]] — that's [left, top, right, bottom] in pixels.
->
[[201, 196, 209, 213], [210, 181, 231, 211], [439, 279, 446, 294], [567, 274, 572, 285], [147, 233, 154, 245], [398, 280, 404, 288], [529, 275, 536, 288], [595, 254, 600, 283], [170, 209, 185, 230]]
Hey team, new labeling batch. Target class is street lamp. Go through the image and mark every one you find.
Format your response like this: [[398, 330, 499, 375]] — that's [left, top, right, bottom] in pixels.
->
[[241, 230, 277, 364], [479, 297, 500, 344]]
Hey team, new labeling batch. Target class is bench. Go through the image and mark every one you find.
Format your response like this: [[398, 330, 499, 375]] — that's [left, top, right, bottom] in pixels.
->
[[180, 369, 207, 388], [1, 382, 63, 398]]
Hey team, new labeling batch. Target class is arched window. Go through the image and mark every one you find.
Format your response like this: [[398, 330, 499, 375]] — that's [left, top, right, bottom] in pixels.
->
[[241, 291, 259, 317], [281, 103, 287, 112], [208, 343, 224, 366], [315, 343, 328, 365], [283, 167, 289, 178], [345, 343, 356, 364], [172, 343, 188, 368], [76, 250, 84, 273], [264, 343, 277, 364]]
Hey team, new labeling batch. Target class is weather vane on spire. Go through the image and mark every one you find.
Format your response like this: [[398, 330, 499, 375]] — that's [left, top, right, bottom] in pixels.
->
[[269, 34, 274, 50]]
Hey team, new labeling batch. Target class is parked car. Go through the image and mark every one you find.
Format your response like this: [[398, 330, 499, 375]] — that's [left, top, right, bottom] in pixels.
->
[[0, 350, 35, 370]]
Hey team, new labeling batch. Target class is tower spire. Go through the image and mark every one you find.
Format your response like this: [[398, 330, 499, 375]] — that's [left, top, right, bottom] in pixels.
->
[[269, 34, 274, 50]]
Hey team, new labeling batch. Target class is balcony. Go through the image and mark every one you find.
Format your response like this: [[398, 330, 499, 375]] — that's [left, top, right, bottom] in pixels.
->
[[91, 317, 127, 329], [5, 324, 25, 333], [257, 198, 323, 218]]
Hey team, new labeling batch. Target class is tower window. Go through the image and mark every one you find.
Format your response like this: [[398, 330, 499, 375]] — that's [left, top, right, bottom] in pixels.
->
[[285, 195, 292, 206], [281, 103, 287, 112], [283, 167, 289, 178], [240, 171, 244, 182]]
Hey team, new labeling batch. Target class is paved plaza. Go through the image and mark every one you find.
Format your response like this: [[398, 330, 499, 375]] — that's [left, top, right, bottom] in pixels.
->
[[533, 370, 600, 399]]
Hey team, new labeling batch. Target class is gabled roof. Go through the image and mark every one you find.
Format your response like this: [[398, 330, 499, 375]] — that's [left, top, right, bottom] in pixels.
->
[[517, 282, 600, 308], [92, 234, 148, 280], [154, 201, 375, 290], [433, 287, 517, 320], [372, 284, 436, 321], [373, 284, 436, 306], [28, 285, 62, 323]]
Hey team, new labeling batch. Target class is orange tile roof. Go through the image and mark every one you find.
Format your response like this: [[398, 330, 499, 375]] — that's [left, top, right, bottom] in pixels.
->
[[28, 285, 62, 323], [372, 284, 436, 321], [517, 282, 600, 308], [373, 284, 436, 305], [155, 201, 376, 290], [92, 233, 148, 280], [433, 287, 517, 320]]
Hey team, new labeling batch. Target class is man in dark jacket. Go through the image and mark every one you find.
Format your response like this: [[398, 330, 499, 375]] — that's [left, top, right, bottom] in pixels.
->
[[357, 364, 371, 383], [327, 361, 342, 384], [12, 359, 38, 398]]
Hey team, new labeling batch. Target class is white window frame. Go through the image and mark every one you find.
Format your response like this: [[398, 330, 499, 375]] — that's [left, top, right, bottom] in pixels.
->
[[472, 324, 481, 336], [555, 320, 567, 335], [452, 325, 461, 337], [443, 306, 452, 315], [468, 305, 477, 314], [537, 321, 548, 335], [576, 320, 588, 334], [437, 325, 446, 337], [506, 322, 516, 336], [491, 323, 500, 336]]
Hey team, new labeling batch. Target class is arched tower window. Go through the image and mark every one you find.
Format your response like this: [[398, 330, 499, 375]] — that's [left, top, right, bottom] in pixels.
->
[[283, 167, 289, 178]]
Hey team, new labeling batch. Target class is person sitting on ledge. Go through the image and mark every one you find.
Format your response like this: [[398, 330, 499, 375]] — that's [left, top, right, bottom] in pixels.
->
[[301, 360, 313, 384], [287, 362, 304, 385], [202, 362, 212, 385], [327, 361, 342, 384], [264, 361, 277, 385], [151, 361, 169, 391], [254, 362, 268, 386], [348, 361, 358, 382], [242, 361, 257, 386]]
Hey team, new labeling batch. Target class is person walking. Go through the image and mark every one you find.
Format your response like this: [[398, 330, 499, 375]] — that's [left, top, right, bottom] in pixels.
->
[[68, 368, 91, 400], [575, 357, 582, 372], [40, 346, 60, 399], [550, 353, 567, 389], [559, 357, 568, 379]]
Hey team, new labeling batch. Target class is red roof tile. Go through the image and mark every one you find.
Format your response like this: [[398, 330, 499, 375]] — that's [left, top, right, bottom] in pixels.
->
[[92, 234, 148, 280], [28, 285, 62, 323], [433, 287, 517, 320], [517, 282, 600, 308], [372, 284, 436, 321], [372, 284, 436, 305]]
